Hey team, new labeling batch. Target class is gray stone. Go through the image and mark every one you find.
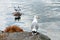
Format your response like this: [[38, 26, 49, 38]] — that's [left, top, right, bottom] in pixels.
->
[[0, 32, 51, 40]]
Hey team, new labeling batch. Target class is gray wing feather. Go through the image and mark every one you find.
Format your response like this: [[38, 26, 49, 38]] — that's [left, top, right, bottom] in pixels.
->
[[31, 22, 39, 30]]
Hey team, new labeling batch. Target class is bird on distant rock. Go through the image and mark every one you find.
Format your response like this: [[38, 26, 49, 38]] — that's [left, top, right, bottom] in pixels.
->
[[31, 15, 39, 35], [12, 6, 22, 21]]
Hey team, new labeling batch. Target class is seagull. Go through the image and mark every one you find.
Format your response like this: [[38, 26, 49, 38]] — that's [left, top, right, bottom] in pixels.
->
[[31, 15, 39, 35]]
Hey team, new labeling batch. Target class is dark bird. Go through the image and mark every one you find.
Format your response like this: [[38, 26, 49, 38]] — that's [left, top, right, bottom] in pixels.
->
[[13, 6, 22, 21], [13, 12, 22, 21]]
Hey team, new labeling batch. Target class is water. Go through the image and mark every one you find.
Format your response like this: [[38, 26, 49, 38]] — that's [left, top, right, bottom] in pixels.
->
[[0, 0, 60, 40]]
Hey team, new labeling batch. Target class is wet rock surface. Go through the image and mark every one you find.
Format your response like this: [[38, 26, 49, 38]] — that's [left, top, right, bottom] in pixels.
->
[[0, 32, 51, 40]]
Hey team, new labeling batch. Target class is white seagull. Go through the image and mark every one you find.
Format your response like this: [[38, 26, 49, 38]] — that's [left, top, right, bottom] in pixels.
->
[[31, 15, 39, 35]]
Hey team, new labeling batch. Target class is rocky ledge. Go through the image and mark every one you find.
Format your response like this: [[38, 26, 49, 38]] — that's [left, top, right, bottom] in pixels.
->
[[0, 32, 51, 40]]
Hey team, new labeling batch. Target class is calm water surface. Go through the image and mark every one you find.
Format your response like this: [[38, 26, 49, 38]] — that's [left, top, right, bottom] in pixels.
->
[[0, 0, 60, 40]]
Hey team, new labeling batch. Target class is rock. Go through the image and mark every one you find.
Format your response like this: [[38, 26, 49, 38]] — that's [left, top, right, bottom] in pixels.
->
[[0, 32, 51, 40], [0, 30, 2, 34], [4, 25, 24, 33]]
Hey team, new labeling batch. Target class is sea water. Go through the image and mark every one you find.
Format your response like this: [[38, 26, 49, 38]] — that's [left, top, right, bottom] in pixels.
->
[[0, 0, 60, 40]]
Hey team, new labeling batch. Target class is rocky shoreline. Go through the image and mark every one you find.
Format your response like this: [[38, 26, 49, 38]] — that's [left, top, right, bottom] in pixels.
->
[[0, 31, 51, 40]]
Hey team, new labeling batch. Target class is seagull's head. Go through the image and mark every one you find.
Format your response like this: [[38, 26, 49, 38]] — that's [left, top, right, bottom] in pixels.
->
[[34, 15, 39, 19]]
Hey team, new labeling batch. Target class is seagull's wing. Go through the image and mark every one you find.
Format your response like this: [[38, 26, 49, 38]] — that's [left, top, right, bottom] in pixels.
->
[[35, 23, 39, 30], [31, 22, 39, 30], [31, 23, 34, 29]]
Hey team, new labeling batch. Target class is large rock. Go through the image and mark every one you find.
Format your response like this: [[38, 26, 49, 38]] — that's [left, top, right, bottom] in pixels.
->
[[4, 25, 24, 33], [0, 32, 51, 40]]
